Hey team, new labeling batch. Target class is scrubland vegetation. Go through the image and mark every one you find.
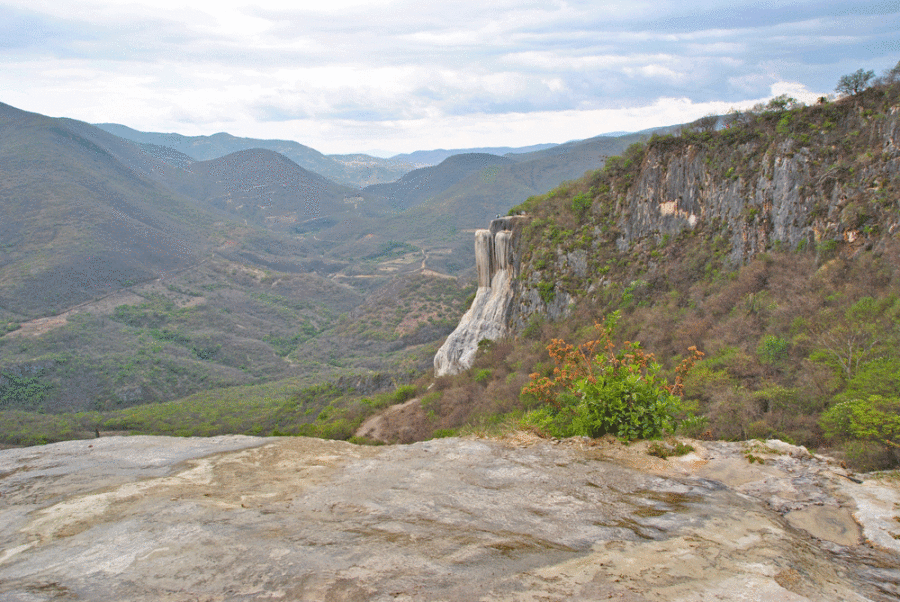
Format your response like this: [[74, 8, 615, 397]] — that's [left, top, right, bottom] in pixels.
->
[[415, 75, 900, 470], [3, 66, 900, 472]]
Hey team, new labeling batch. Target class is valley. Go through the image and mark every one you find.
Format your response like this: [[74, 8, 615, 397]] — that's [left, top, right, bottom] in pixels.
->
[[0, 99, 644, 445], [3, 3, 899, 599], [2, 79, 900, 475]]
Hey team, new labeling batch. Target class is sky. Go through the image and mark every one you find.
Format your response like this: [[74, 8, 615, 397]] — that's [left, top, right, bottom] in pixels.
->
[[2, 1, 899, 156]]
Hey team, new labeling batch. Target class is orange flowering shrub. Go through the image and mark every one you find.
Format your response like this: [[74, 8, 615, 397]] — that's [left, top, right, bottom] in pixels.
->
[[522, 312, 703, 439]]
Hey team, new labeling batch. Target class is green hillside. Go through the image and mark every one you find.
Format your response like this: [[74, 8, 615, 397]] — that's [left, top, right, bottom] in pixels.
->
[[0, 103, 472, 425], [0, 103, 218, 318]]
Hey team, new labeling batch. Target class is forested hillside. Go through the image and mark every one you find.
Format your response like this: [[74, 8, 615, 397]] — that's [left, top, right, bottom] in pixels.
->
[[0, 103, 472, 436], [407, 81, 900, 470]]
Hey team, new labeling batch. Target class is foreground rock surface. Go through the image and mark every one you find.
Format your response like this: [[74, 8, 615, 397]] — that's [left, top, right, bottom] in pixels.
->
[[0, 434, 898, 601]]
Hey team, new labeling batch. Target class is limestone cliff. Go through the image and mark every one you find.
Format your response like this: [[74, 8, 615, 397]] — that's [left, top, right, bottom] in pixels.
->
[[504, 90, 900, 331], [434, 216, 528, 376], [437, 90, 900, 374], [616, 106, 900, 262]]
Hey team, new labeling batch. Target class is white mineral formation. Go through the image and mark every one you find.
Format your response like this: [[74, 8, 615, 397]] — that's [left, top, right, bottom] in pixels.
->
[[434, 216, 527, 376]]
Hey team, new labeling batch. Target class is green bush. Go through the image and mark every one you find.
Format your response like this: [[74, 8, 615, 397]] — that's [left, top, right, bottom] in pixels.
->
[[569, 367, 681, 439], [821, 395, 900, 450], [522, 312, 703, 440], [391, 384, 417, 404], [537, 281, 556, 304], [0, 371, 54, 410], [571, 192, 591, 215], [473, 369, 492, 384], [647, 440, 695, 459], [756, 335, 789, 366]]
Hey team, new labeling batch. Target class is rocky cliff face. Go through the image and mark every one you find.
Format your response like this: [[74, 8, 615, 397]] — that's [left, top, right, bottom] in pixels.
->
[[499, 94, 900, 334], [434, 216, 528, 376], [617, 105, 900, 263], [436, 93, 900, 378]]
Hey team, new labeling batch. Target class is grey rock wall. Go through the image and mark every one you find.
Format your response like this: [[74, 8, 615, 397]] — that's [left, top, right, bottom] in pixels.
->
[[618, 108, 900, 263], [440, 103, 900, 348]]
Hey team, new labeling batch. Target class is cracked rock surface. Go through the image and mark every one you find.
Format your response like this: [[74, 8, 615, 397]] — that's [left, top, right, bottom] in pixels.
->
[[0, 434, 898, 601]]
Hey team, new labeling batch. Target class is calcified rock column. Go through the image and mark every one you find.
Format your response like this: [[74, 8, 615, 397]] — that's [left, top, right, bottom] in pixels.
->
[[434, 216, 526, 376]]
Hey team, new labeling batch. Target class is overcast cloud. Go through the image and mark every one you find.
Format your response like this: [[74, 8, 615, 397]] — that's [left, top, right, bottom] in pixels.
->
[[2, 0, 898, 155]]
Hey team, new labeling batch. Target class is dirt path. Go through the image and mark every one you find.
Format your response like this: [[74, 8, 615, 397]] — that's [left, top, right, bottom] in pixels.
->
[[354, 397, 426, 442]]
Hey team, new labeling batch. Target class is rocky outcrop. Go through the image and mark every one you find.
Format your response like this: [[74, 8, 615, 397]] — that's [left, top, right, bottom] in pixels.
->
[[1, 435, 898, 601], [438, 99, 900, 355], [617, 107, 900, 262], [434, 216, 528, 376], [497, 99, 900, 335]]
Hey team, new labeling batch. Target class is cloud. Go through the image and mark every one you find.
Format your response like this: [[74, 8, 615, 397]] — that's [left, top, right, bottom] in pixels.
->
[[1, 0, 898, 154]]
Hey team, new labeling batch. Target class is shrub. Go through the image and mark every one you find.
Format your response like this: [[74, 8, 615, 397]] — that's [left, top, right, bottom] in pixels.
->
[[756, 335, 789, 367], [473, 368, 492, 384], [821, 395, 900, 451], [571, 192, 591, 215], [678, 414, 709, 438], [766, 94, 799, 112], [0, 371, 54, 410], [537, 281, 556, 304], [391, 384, 417, 404], [521, 312, 703, 440], [647, 440, 695, 459]]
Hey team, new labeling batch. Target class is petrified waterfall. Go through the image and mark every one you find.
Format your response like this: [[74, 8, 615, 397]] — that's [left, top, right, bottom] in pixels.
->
[[434, 216, 526, 376]]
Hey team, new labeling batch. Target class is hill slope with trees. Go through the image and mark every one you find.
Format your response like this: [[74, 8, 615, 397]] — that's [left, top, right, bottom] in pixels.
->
[[395, 76, 900, 470], [7, 66, 900, 470]]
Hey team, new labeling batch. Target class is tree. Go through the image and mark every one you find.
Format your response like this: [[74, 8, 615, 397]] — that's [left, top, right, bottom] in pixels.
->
[[765, 94, 799, 112], [887, 61, 900, 84], [821, 395, 900, 451], [809, 296, 896, 382], [692, 114, 719, 133], [874, 60, 900, 86], [835, 68, 875, 96]]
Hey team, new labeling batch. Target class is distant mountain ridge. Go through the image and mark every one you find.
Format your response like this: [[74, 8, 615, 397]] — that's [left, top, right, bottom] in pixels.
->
[[191, 148, 359, 231], [363, 153, 515, 211], [389, 143, 558, 166], [94, 123, 414, 188], [361, 127, 677, 244]]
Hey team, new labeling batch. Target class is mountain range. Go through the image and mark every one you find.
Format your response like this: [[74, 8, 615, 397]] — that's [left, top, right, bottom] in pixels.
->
[[1, 98, 658, 418], [3, 79, 900, 475]]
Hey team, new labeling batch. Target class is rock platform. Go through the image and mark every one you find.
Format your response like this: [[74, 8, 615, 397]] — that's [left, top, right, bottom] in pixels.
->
[[0, 434, 898, 601]]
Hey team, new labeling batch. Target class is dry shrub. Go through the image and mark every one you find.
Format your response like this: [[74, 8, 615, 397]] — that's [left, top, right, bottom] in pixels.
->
[[706, 259, 770, 316], [709, 313, 763, 352], [707, 388, 759, 440], [434, 381, 482, 427], [628, 306, 678, 357], [482, 373, 530, 413], [841, 440, 900, 472], [794, 358, 841, 400], [671, 316, 712, 354]]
